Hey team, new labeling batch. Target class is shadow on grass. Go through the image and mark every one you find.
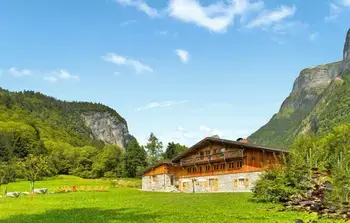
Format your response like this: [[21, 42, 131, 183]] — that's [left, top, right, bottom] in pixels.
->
[[0, 208, 163, 223]]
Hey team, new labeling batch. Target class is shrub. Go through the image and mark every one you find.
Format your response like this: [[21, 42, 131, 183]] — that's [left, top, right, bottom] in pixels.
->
[[252, 167, 309, 203]]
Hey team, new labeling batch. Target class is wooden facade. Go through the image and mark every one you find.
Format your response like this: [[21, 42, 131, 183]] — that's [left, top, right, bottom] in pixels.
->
[[141, 137, 287, 192]]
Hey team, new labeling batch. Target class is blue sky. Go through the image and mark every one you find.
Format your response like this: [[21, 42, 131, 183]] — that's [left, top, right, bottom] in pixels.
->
[[0, 0, 349, 148]]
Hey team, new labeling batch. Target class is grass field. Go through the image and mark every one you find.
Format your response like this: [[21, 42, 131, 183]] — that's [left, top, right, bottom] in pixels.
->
[[0, 176, 344, 223]]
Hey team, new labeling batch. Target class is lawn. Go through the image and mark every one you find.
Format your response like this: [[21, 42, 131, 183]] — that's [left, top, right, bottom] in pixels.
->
[[0, 176, 344, 223]]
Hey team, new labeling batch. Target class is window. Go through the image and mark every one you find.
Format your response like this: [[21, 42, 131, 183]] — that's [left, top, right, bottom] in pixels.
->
[[237, 160, 243, 168], [187, 168, 191, 174], [220, 163, 225, 170], [228, 162, 234, 169], [205, 151, 210, 156], [234, 179, 238, 187], [153, 176, 158, 183], [205, 165, 210, 172], [199, 166, 202, 172], [213, 164, 219, 170], [239, 178, 245, 187], [192, 167, 196, 173]]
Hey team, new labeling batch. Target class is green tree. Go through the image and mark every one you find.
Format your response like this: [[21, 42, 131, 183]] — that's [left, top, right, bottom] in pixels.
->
[[0, 161, 16, 196], [92, 145, 123, 178], [163, 142, 187, 160], [19, 155, 54, 193], [124, 139, 148, 177], [145, 133, 163, 166]]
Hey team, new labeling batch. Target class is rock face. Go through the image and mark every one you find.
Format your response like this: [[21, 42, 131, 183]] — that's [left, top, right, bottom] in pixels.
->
[[82, 112, 131, 151], [341, 29, 350, 75], [248, 28, 350, 148], [280, 62, 341, 111]]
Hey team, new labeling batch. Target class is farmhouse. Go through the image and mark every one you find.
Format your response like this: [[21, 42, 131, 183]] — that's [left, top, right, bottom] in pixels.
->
[[141, 137, 287, 193]]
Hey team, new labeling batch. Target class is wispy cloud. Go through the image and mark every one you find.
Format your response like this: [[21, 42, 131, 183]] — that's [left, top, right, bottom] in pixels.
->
[[246, 5, 296, 28], [43, 70, 80, 83], [102, 53, 153, 73], [199, 125, 224, 137], [115, 0, 160, 17], [135, 100, 188, 111], [120, 20, 136, 27], [8, 67, 32, 77], [168, 0, 264, 33], [158, 30, 168, 35], [175, 49, 189, 63], [309, 32, 318, 41], [324, 1, 350, 22]]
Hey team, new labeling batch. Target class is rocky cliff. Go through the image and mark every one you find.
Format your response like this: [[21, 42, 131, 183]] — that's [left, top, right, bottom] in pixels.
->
[[341, 29, 350, 75], [82, 112, 131, 150], [0, 88, 132, 151], [248, 28, 350, 148]]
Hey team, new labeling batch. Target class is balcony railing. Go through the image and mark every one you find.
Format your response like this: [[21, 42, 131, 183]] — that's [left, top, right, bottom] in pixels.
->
[[180, 150, 244, 166]]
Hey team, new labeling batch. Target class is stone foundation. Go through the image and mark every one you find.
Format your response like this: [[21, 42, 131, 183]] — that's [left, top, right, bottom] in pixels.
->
[[142, 172, 261, 193], [142, 174, 177, 192]]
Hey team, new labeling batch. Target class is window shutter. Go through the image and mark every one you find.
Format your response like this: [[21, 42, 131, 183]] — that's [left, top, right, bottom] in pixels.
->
[[234, 179, 238, 187], [214, 179, 219, 191], [245, 178, 249, 187]]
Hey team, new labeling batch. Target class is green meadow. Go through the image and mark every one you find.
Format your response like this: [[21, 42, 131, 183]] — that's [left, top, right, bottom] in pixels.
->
[[0, 176, 343, 223]]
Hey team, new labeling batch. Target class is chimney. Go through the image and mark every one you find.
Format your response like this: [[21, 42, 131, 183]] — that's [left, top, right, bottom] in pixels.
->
[[237, 138, 248, 143]]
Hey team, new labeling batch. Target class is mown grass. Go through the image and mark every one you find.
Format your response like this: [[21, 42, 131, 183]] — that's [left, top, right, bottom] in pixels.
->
[[0, 175, 344, 223]]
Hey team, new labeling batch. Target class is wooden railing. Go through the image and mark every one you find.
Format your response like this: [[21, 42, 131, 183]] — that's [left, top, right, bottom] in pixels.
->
[[180, 150, 244, 166]]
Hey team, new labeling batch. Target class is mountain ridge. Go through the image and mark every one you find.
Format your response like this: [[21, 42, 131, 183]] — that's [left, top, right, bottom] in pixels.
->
[[248, 28, 350, 148]]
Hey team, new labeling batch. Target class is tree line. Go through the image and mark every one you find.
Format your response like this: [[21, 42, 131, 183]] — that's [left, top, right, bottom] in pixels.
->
[[253, 123, 350, 205], [0, 131, 187, 192], [0, 88, 187, 193]]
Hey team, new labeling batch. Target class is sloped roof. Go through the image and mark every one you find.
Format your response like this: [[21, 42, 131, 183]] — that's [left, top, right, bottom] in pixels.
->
[[171, 137, 288, 162], [139, 160, 172, 175]]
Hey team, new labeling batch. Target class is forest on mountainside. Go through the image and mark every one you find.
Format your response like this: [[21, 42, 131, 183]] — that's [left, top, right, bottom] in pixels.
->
[[248, 73, 350, 148], [0, 88, 187, 183]]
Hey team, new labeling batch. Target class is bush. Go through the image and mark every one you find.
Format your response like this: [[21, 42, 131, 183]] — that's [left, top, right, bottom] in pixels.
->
[[252, 167, 309, 203]]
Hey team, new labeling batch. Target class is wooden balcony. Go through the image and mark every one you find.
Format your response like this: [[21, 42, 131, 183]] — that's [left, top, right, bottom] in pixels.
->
[[180, 150, 244, 166]]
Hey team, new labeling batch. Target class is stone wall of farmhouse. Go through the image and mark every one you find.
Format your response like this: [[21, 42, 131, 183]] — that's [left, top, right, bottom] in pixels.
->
[[179, 172, 261, 193], [142, 174, 174, 191], [142, 172, 261, 193]]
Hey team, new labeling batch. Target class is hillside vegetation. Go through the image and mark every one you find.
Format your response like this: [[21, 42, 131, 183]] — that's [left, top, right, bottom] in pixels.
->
[[248, 73, 350, 148], [0, 89, 147, 179]]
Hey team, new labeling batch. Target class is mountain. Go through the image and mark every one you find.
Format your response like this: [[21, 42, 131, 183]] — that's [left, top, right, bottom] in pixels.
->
[[0, 89, 132, 151], [248, 29, 350, 148]]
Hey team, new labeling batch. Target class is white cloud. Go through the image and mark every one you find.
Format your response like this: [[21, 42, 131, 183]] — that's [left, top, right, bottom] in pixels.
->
[[168, 0, 264, 33], [175, 49, 189, 63], [8, 67, 32, 77], [120, 20, 136, 27], [159, 30, 168, 35], [43, 70, 80, 83], [309, 32, 318, 41], [135, 100, 188, 111], [177, 125, 186, 132], [43, 76, 58, 83], [199, 125, 211, 132], [199, 125, 225, 137], [246, 5, 296, 28], [102, 53, 153, 73], [325, 1, 350, 22], [115, 0, 160, 17]]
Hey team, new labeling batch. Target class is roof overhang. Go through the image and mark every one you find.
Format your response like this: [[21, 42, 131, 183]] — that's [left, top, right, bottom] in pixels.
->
[[171, 137, 288, 162]]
